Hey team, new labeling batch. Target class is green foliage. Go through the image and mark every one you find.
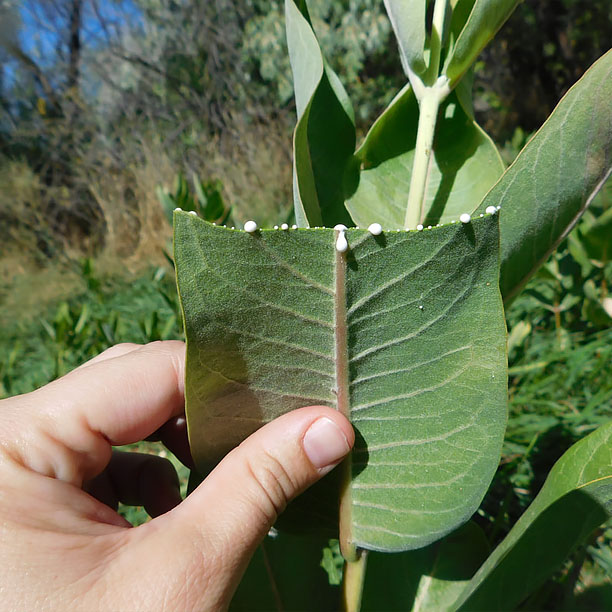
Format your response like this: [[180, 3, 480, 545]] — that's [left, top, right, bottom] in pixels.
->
[[285, 0, 355, 228], [231, 533, 340, 610], [476, 49, 612, 302], [0, 262, 182, 399], [443, 0, 522, 87], [362, 522, 490, 611], [383, 1, 427, 77], [454, 423, 612, 611], [157, 173, 232, 226], [172, 1, 612, 610], [244, 0, 398, 123], [3, 0, 612, 609], [346, 87, 504, 228]]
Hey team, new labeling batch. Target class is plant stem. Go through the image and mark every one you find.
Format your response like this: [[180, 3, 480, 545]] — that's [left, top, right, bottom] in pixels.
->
[[404, 0, 449, 229], [334, 227, 355, 562], [427, 0, 449, 84], [342, 550, 368, 612], [404, 88, 442, 228], [339, 454, 355, 558]]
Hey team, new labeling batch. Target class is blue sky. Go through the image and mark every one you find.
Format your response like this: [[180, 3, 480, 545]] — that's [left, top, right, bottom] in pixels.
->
[[3, 1, 143, 94]]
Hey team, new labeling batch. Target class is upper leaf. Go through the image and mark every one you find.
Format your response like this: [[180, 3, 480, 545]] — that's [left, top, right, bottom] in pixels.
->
[[346, 86, 504, 229], [453, 421, 612, 611], [174, 212, 507, 552], [285, 0, 355, 228], [475, 49, 612, 302], [383, 0, 428, 77], [443, 0, 521, 87]]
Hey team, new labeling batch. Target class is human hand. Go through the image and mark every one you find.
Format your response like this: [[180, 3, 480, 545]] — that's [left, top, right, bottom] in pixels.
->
[[0, 341, 354, 611]]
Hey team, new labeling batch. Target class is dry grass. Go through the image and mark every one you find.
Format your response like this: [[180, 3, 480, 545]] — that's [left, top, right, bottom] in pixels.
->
[[197, 113, 293, 226], [0, 114, 294, 320]]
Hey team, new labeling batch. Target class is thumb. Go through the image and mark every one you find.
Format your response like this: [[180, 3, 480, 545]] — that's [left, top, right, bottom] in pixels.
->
[[157, 406, 353, 609]]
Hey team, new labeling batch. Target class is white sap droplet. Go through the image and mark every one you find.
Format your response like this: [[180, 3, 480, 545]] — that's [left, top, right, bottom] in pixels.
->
[[417, 224, 424, 231], [292, 224, 298, 229], [418, 305, 424, 310], [336, 232, 348, 253], [368, 223, 382, 236], [479, 213, 484, 218], [212, 222, 216, 225], [485, 206, 497, 215], [189, 210, 197, 216], [231, 226, 235, 230], [273, 225, 279, 230], [496, 205, 501, 211], [281, 223, 289, 230], [334, 225, 348, 253], [174, 207, 182, 212], [427, 225, 432, 230], [244, 220, 258, 233], [460, 213, 471, 224]]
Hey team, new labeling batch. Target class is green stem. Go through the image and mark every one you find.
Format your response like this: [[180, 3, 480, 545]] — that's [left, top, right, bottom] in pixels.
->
[[342, 550, 368, 612], [404, 89, 442, 229], [404, 0, 449, 229], [427, 0, 449, 84], [334, 228, 355, 562]]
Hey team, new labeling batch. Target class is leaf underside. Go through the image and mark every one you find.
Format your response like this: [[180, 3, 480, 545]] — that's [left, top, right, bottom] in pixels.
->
[[174, 212, 507, 552]]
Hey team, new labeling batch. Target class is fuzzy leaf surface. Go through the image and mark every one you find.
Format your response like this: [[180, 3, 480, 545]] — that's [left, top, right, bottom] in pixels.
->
[[453, 422, 612, 611], [346, 87, 504, 229], [174, 212, 507, 552], [475, 49, 612, 302], [285, 0, 355, 228]]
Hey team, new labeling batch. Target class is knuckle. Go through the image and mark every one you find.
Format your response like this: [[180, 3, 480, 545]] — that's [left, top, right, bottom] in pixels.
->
[[101, 342, 140, 357], [245, 451, 299, 522]]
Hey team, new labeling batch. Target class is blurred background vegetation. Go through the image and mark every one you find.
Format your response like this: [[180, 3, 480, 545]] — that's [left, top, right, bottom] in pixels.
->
[[1, 0, 611, 607]]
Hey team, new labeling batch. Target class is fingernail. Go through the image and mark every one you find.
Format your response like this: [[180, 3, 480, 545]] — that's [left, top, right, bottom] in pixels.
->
[[303, 417, 351, 471]]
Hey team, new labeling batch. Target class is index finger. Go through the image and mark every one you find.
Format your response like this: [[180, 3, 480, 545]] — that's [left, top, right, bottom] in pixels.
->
[[45, 340, 185, 444], [3, 341, 185, 483]]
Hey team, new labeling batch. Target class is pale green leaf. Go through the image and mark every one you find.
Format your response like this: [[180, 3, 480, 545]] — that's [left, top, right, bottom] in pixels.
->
[[444, 0, 521, 86], [453, 422, 612, 611], [475, 49, 612, 302], [383, 0, 427, 77], [285, 0, 355, 228], [174, 212, 507, 552], [346, 88, 504, 229]]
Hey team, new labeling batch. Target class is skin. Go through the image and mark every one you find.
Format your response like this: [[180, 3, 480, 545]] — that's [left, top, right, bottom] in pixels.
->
[[0, 341, 354, 611]]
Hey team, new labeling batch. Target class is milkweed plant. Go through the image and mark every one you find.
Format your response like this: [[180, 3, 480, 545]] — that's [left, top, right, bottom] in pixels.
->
[[172, 1, 612, 610]]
